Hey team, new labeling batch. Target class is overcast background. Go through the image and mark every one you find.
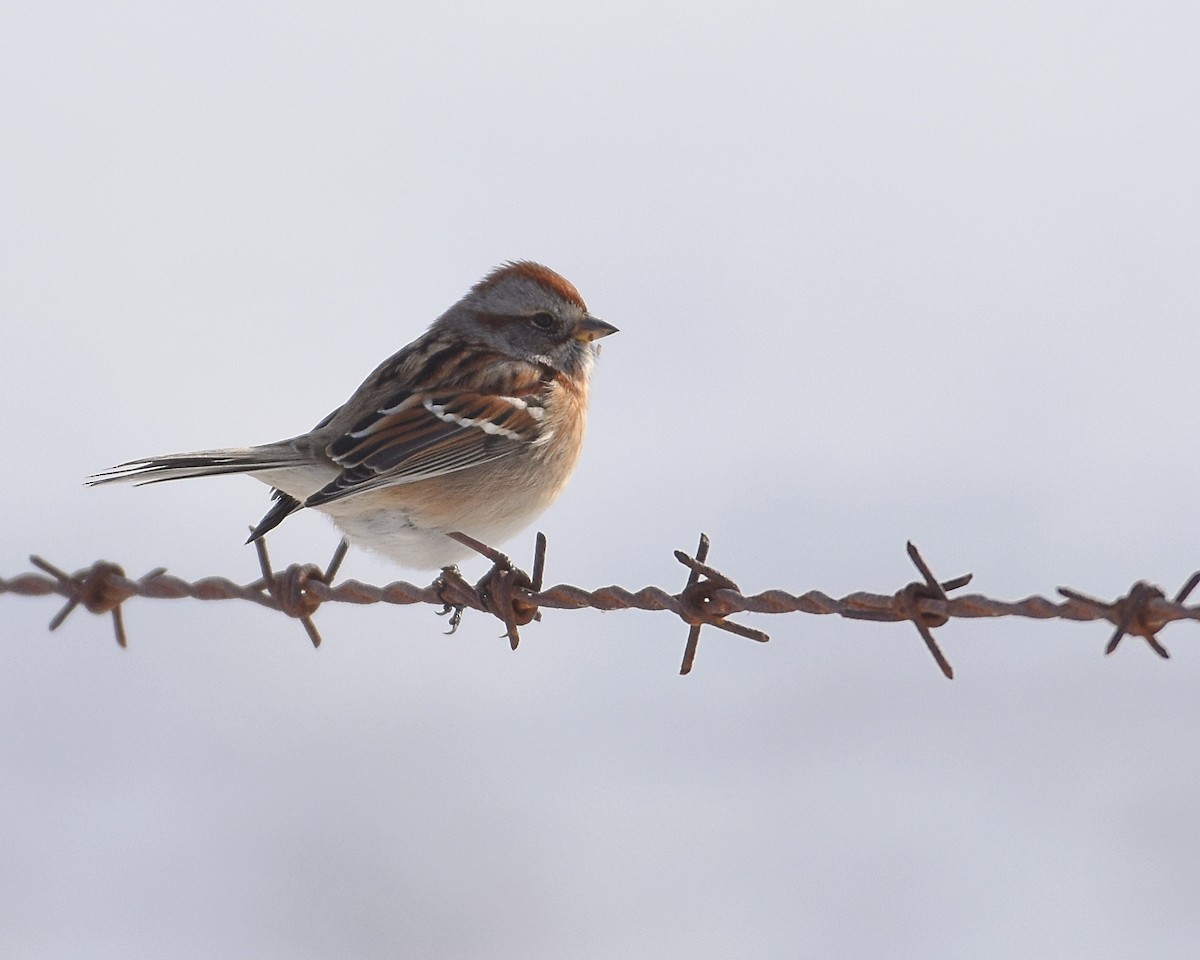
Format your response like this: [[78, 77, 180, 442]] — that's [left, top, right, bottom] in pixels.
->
[[3, 2, 1199, 958]]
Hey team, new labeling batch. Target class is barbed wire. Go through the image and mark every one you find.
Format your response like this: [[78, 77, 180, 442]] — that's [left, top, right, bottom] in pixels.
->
[[3, 531, 1198, 678]]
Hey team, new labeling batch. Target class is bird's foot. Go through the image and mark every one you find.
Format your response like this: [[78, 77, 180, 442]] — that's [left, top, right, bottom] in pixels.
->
[[434, 564, 470, 634]]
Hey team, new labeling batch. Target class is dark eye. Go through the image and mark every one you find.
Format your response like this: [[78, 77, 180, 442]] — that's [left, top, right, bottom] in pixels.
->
[[530, 311, 555, 330]]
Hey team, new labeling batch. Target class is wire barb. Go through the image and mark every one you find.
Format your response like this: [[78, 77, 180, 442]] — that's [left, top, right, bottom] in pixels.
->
[[676, 534, 769, 676], [447, 530, 545, 649], [1058, 571, 1200, 659], [27, 555, 165, 648], [249, 533, 347, 648], [890, 542, 973, 679]]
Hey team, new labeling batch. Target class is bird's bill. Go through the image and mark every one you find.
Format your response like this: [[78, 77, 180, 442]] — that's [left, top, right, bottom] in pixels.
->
[[573, 315, 619, 342]]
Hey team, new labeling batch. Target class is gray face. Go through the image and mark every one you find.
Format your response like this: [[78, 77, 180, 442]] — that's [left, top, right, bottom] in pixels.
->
[[452, 270, 611, 377]]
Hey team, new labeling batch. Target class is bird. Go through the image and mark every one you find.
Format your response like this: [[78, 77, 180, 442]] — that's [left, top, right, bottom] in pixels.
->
[[91, 261, 617, 570]]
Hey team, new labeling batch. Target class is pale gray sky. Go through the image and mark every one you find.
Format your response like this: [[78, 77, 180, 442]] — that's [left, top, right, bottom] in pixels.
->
[[3, 2, 1199, 958]]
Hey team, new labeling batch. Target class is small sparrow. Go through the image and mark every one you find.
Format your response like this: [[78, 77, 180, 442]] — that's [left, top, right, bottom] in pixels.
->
[[92, 262, 617, 569]]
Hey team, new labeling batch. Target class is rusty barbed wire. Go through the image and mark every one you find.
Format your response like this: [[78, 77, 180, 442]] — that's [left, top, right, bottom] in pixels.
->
[[3, 533, 1199, 678]]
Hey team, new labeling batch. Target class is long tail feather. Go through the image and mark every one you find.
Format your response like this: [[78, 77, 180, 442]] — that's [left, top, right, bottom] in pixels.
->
[[88, 447, 302, 486]]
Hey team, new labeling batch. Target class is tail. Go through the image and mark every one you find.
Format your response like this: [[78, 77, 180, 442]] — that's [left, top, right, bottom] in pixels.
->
[[91, 444, 312, 542], [88, 445, 304, 487]]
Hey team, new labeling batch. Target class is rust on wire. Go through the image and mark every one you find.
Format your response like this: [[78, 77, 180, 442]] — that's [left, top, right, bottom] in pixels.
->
[[3, 533, 1199, 675], [676, 534, 769, 676], [893, 542, 972, 680], [249, 532, 349, 648], [446, 530, 546, 650], [1059, 571, 1200, 660], [28, 555, 166, 648]]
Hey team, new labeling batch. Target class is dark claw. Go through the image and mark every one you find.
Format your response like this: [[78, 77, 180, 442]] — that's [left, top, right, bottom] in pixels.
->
[[436, 602, 465, 634]]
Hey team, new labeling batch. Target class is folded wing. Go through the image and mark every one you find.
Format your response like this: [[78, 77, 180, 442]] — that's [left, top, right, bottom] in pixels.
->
[[304, 388, 547, 508]]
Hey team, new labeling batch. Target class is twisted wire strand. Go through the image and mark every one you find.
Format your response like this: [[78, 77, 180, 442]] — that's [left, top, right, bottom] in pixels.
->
[[2, 534, 1197, 676]]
